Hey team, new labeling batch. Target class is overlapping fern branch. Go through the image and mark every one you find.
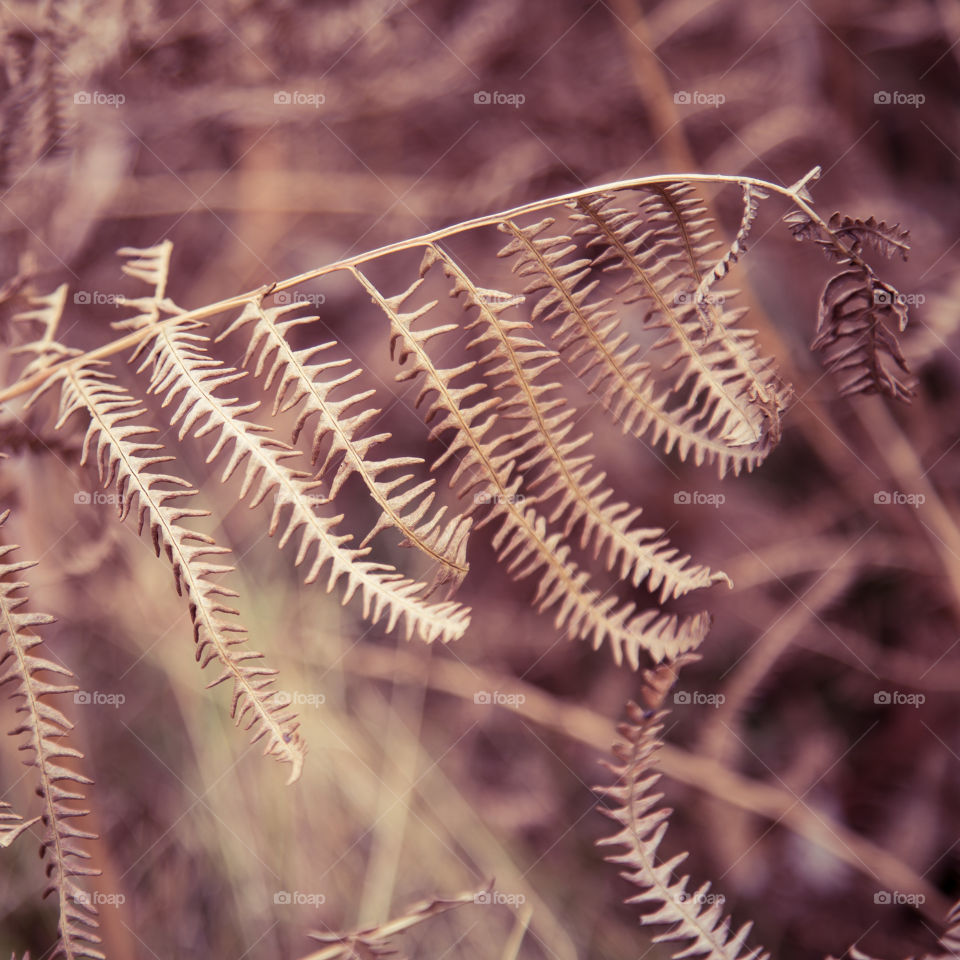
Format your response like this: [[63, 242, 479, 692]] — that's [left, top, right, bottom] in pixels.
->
[[14, 285, 307, 784], [116, 245, 470, 645], [355, 264, 710, 666], [0, 167, 913, 678], [0, 509, 102, 960], [216, 299, 473, 597], [425, 242, 729, 602]]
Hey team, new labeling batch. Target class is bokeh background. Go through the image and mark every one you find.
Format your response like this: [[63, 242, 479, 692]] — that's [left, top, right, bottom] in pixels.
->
[[1, 1, 959, 958]]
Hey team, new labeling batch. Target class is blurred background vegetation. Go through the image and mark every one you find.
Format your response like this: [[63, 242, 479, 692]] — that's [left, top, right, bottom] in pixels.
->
[[1, 0, 959, 958]]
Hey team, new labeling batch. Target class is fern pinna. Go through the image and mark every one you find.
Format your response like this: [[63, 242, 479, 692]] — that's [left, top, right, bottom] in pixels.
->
[[0, 167, 915, 954]]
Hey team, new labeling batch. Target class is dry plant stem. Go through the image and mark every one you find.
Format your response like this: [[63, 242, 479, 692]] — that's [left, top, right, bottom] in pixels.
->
[[347, 684, 581, 960], [502, 904, 534, 960], [341, 642, 949, 918], [699, 566, 858, 761], [608, 0, 698, 170], [852, 397, 960, 623], [356, 658, 429, 926], [0, 170, 831, 408], [695, 567, 858, 887], [220, 301, 470, 583]]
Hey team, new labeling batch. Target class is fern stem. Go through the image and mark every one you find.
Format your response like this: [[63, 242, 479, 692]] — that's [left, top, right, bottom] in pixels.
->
[[0, 171, 823, 406]]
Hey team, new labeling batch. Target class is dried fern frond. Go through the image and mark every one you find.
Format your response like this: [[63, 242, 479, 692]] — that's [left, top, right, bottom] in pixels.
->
[[301, 883, 488, 960], [357, 266, 710, 667], [125, 309, 470, 645], [569, 187, 785, 451], [596, 668, 767, 960], [113, 242, 471, 632], [497, 187, 786, 480], [790, 212, 911, 262], [0, 168, 913, 678], [16, 288, 306, 784], [692, 182, 769, 327], [810, 268, 913, 401], [0, 510, 103, 959], [0, 2, 71, 187], [785, 187, 914, 401], [425, 241, 729, 602], [217, 299, 472, 596]]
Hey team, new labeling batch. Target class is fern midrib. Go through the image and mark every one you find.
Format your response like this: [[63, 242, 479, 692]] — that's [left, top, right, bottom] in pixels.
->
[[431, 245, 708, 598], [0, 598, 80, 959], [249, 309, 468, 578], [575, 197, 761, 445], [150, 324, 461, 639], [504, 220, 760, 468], [69, 366, 302, 772]]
